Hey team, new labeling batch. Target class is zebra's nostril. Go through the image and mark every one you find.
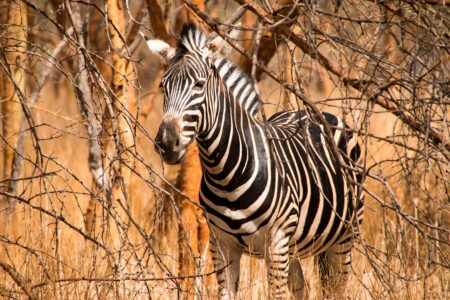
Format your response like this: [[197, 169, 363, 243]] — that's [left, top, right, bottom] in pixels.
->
[[175, 139, 180, 147]]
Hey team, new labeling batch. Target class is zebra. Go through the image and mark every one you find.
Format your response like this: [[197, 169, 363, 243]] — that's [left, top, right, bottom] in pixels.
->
[[144, 24, 364, 299]]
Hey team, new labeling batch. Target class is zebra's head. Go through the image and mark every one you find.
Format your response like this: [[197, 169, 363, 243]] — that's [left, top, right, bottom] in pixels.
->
[[145, 24, 237, 164]]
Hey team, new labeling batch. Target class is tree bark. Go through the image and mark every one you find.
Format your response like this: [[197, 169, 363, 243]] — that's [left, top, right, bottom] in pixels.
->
[[64, 0, 109, 234], [0, 0, 27, 208], [107, 0, 136, 203]]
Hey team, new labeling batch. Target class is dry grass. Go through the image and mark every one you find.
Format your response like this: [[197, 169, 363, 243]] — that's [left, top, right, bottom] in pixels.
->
[[0, 73, 448, 299], [1, 1, 449, 299]]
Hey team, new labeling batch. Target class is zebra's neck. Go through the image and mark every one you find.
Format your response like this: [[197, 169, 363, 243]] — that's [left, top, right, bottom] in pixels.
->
[[213, 58, 260, 117], [196, 64, 270, 194]]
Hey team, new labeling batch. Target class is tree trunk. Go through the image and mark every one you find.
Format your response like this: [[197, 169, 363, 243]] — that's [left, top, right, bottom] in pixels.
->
[[107, 0, 136, 207], [0, 0, 27, 209]]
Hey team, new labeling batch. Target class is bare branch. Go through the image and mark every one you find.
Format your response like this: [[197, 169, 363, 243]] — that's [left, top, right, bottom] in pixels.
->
[[0, 260, 37, 300], [235, 0, 450, 155], [65, 0, 109, 190], [145, 0, 175, 44]]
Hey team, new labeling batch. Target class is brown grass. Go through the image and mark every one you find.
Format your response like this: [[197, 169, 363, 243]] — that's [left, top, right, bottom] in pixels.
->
[[1, 1, 448, 299], [0, 67, 448, 299]]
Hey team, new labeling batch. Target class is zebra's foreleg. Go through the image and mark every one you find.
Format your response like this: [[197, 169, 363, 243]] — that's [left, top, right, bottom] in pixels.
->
[[210, 239, 242, 300], [266, 235, 290, 299]]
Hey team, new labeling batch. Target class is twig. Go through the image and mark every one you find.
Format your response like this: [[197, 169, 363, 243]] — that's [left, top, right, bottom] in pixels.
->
[[144, 0, 175, 45], [31, 267, 223, 290], [6, 28, 73, 207], [231, 0, 450, 156], [0, 260, 37, 300], [65, 0, 109, 190]]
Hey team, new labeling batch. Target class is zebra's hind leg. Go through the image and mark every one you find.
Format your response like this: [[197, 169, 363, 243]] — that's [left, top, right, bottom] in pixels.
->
[[210, 239, 242, 300], [317, 237, 354, 299], [288, 258, 307, 299]]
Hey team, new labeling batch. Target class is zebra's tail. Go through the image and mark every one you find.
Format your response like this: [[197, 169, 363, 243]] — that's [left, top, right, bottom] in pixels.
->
[[333, 117, 365, 230]]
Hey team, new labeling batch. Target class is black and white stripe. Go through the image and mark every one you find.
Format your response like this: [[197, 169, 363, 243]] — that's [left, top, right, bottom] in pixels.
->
[[153, 24, 364, 299]]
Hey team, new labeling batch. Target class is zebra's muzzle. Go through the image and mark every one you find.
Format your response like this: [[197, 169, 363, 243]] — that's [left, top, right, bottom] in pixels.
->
[[155, 119, 187, 164]]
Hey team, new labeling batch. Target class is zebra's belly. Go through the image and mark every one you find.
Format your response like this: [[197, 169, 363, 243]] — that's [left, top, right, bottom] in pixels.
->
[[202, 184, 353, 259], [209, 219, 270, 256], [288, 210, 352, 258], [209, 213, 351, 259], [201, 185, 279, 254], [206, 205, 330, 256]]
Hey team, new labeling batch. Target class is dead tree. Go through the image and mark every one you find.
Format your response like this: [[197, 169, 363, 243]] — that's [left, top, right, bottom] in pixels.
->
[[0, 0, 27, 209], [106, 0, 136, 208], [63, 1, 108, 236]]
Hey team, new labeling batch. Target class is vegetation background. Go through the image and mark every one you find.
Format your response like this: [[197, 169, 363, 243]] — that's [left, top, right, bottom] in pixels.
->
[[0, 0, 448, 299]]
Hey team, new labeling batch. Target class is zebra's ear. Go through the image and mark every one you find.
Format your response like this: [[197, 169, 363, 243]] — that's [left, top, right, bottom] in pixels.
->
[[203, 25, 240, 60], [141, 33, 175, 64]]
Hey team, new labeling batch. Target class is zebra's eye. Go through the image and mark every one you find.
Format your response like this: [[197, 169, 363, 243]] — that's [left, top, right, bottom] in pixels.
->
[[193, 81, 205, 91]]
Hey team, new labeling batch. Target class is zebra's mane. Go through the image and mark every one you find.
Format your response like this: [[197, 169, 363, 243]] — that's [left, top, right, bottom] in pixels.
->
[[175, 23, 261, 117], [175, 23, 208, 58]]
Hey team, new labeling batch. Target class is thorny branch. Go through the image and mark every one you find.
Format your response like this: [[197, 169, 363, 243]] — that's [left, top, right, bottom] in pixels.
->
[[0, 260, 37, 300], [234, 0, 450, 155], [65, 0, 108, 190], [6, 29, 73, 207], [0, 0, 448, 298]]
